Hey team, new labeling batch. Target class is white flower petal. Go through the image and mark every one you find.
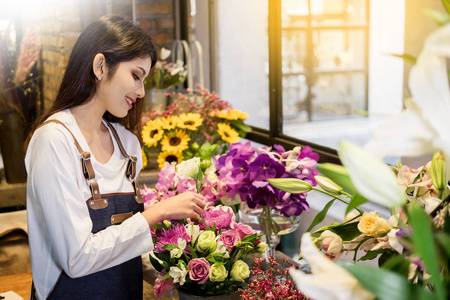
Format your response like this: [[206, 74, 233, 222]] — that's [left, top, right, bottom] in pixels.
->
[[290, 233, 375, 300], [339, 141, 405, 208]]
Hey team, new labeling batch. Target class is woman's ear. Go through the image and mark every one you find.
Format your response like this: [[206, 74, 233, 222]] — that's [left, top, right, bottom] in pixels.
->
[[93, 53, 106, 81]]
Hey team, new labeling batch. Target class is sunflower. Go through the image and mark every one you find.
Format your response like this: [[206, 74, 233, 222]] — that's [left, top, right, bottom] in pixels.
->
[[160, 130, 191, 153], [217, 109, 248, 121], [160, 115, 180, 130], [217, 123, 240, 144], [157, 150, 183, 169], [177, 113, 203, 131], [141, 119, 164, 147], [141, 148, 148, 169]]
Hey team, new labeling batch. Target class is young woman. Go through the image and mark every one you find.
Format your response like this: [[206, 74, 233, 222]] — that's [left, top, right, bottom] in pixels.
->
[[25, 15, 205, 299]]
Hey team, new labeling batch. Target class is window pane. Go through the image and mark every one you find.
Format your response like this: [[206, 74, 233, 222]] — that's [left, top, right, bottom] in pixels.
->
[[281, 0, 371, 149], [214, 0, 269, 130], [314, 29, 366, 70]]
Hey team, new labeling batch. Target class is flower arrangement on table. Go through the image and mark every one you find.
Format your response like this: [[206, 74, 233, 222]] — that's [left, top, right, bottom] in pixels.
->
[[140, 158, 267, 298], [145, 47, 187, 90], [214, 141, 320, 253], [141, 87, 251, 169], [240, 256, 310, 300]]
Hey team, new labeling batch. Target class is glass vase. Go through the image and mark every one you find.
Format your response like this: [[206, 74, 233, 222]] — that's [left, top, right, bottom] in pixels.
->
[[143, 88, 169, 113], [238, 202, 301, 259]]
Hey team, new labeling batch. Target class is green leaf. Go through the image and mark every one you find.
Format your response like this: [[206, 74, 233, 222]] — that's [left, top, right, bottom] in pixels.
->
[[231, 119, 252, 133], [380, 253, 411, 278], [409, 203, 447, 300], [312, 221, 361, 241], [359, 249, 384, 261], [424, 8, 450, 26], [436, 233, 450, 257], [161, 243, 179, 250], [306, 199, 335, 232], [267, 178, 312, 193], [316, 163, 358, 195], [390, 53, 417, 64], [158, 272, 171, 281], [442, 0, 450, 14], [345, 193, 367, 216], [342, 264, 431, 300], [149, 253, 164, 272]]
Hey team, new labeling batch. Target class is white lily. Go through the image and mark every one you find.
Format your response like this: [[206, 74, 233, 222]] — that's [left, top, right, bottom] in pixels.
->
[[365, 23, 450, 177], [290, 233, 375, 300], [338, 141, 406, 208]]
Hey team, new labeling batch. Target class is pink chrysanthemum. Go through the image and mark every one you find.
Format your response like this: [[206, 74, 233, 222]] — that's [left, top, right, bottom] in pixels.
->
[[155, 223, 191, 253]]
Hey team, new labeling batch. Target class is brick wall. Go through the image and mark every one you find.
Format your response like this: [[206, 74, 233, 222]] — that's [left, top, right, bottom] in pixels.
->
[[38, 0, 176, 110]]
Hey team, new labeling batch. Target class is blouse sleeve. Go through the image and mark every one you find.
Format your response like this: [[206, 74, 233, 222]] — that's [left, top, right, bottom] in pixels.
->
[[27, 125, 153, 278]]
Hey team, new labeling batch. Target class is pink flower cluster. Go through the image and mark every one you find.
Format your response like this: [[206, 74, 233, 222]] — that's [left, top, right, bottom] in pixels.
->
[[141, 162, 225, 208], [240, 257, 309, 300]]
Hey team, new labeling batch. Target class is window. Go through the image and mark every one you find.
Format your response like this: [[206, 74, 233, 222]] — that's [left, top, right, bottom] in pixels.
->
[[191, 0, 404, 163]]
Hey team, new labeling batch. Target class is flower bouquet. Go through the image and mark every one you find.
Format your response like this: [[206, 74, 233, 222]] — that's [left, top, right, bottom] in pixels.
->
[[214, 141, 319, 255], [141, 87, 251, 169], [145, 47, 187, 90], [141, 159, 267, 298]]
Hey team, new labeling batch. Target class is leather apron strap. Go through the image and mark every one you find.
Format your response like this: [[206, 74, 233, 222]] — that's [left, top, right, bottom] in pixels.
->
[[40, 120, 101, 201], [104, 120, 143, 204]]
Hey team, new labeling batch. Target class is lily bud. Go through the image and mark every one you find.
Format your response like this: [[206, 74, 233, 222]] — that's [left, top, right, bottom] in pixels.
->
[[191, 142, 200, 151], [163, 220, 172, 228], [268, 178, 312, 194], [314, 176, 343, 195], [200, 159, 211, 171], [431, 151, 448, 191]]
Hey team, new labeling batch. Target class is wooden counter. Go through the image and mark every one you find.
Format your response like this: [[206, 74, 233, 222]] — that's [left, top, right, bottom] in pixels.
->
[[0, 272, 32, 299]]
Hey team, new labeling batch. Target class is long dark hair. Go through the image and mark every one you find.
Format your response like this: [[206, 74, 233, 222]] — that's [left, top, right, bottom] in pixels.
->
[[25, 15, 158, 148]]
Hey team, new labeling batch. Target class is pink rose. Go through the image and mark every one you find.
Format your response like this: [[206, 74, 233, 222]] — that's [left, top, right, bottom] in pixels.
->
[[154, 269, 174, 297], [187, 258, 210, 284], [231, 221, 256, 239], [219, 230, 241, 250]]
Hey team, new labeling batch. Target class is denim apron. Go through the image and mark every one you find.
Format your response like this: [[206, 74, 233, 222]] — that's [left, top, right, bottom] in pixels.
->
[[34, 120, 145, 300]]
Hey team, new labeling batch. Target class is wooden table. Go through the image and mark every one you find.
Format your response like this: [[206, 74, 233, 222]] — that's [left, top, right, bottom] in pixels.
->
[[0, 272, 32, 299]]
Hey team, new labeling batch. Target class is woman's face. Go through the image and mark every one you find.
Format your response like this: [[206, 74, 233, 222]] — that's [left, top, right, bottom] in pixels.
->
[[97, 56, 152, 118]]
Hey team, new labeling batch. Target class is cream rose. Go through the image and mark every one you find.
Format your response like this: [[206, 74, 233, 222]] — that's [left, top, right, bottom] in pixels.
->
[[196, 230, 216, 252], [230, 260, 250, 282], [357, 211, 390, 237], [209, 263, 228, 282]]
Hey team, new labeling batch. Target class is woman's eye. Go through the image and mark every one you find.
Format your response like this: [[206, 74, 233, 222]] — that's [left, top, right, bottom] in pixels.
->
[[133, 73, 140, 80]]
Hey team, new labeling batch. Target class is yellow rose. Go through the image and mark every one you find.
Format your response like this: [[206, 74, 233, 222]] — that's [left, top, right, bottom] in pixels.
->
[[209, 263, 228, 282], [357, 211, 390, 237], [230, 260, 250, 282]]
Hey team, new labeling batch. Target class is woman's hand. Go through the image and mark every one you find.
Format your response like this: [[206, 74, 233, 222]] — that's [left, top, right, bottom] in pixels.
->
[[142, 191, 206, 227]]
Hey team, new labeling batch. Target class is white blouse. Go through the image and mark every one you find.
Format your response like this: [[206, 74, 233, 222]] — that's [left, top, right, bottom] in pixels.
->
[[25, 109, 153, 299]]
